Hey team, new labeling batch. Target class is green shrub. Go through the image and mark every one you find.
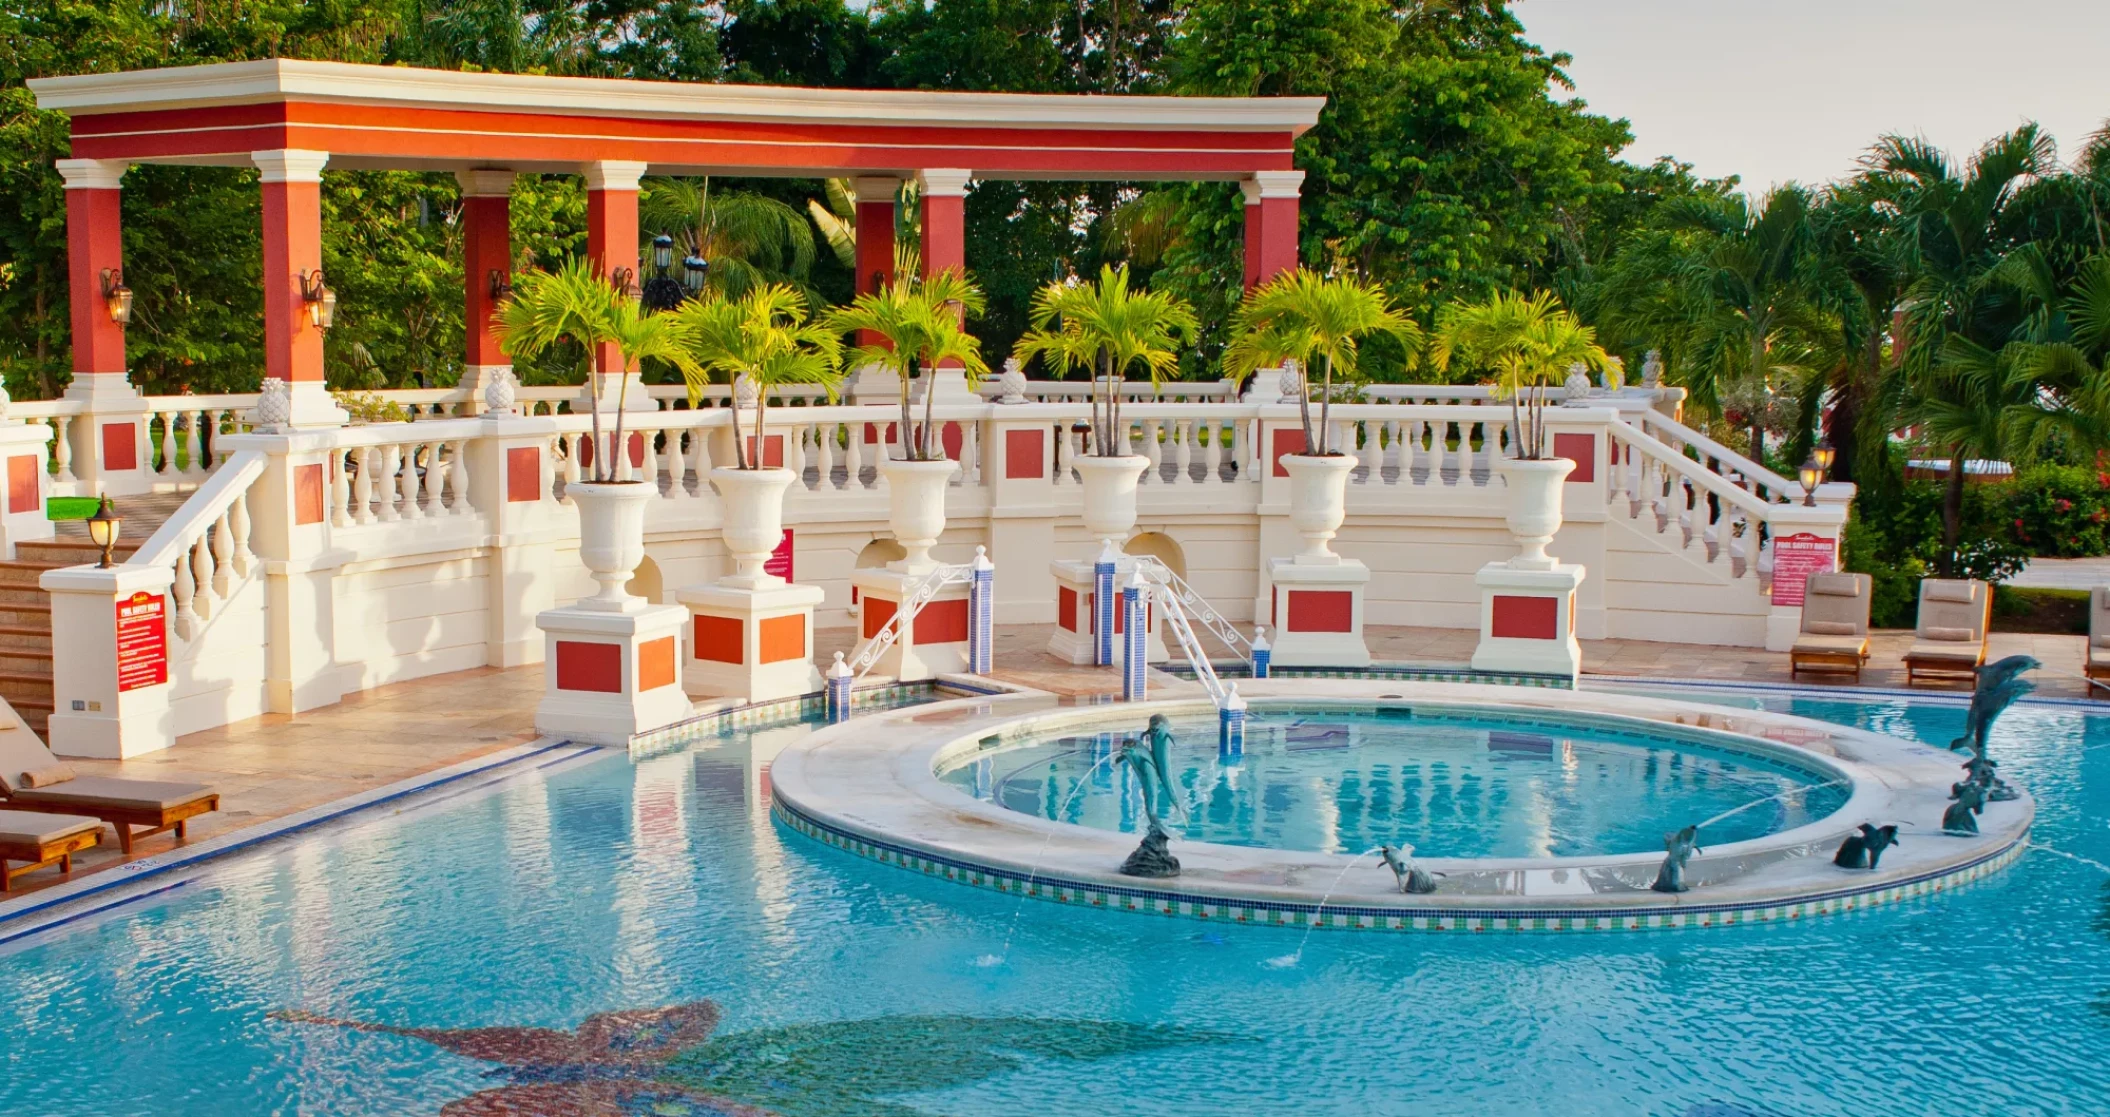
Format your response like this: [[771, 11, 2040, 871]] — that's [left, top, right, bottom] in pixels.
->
[[2001, 463, 2110, 557], [1841, 518, 1924, 628]]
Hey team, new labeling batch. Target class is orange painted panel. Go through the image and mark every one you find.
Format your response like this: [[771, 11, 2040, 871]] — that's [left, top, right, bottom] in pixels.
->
[[1286, 590, 1353, 633], [1491, 595, 1559, 640], [102, 422, 138, 472], [639, 636, 677, 690], [293, 463, 325, 525], [5, 455, 36, 515], [506, 446, 541, 502], [694, 614, 743, 663], [1005, 428, 1046, 480], [1553, 432, 1595, 483], [914, 597, 969, 644], [1270, 427, 1306, 477], [863, 595, 897, 640], [555, 641, 622, 692], [758, 614, 806, 664]]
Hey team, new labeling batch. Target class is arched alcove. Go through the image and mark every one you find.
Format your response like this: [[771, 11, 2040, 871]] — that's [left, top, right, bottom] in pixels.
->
[[1124, 532, 1186, 580], [626, 554, 664, 604]]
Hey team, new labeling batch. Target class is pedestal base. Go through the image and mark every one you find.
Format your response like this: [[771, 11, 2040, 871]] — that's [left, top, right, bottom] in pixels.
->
[[676, 579, 825, 703], [1470, 562, 1586, 683], [1264, 557, 1371, 668], [1047, 556, 1170, 666], [536, 602, 692, 746], [850, 566, 968, 682]]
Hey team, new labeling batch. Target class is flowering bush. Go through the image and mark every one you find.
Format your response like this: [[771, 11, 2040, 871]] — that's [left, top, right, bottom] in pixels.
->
[[2003, 464, 2110, 557]]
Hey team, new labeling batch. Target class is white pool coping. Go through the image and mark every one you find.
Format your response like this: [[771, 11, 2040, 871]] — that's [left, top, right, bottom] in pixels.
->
[[770, 680, 2032, 932]]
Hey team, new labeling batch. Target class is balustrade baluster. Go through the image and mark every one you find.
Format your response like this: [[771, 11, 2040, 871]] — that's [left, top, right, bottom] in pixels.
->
[[785, 422, 809, 487], [171, 550, 197, 641], [398, 443, 426, 521], [424, 441, 448, 516], [375, 444, 402, 522], [1358, 421, 1381, 481], [1053, 422, 1075, 486], [1197, 419, 1221, 483], [184, 410, 207, 478], [329, 447, 351, 527], [210, 511, 233, 597], [844, 424, 866, 489], [1169, 420, 1192, 484], [230, 489, 255, 574], [447, 438, 471, 515], [558, 433, 581, 502], [687, 428, 711, 496], [50, 417, 76, 483], [352, 446, 376, 524], [190, 536, 216, 620], [814, 423, 837, 491]]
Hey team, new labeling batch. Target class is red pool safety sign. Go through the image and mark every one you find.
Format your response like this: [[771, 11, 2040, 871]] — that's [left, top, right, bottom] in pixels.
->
[[116, 590, 168, 692]]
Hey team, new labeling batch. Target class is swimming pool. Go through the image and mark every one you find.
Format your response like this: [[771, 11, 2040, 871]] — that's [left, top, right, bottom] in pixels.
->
[[1, 685, 2105, 1115], [936, 704, 1851, 857]]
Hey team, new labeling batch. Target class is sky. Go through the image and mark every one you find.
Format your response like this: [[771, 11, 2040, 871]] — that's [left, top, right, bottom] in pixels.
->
[[1514, 0, 2110, 192]]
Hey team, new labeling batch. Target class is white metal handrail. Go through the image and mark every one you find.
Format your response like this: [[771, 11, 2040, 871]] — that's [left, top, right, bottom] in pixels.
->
[[1131, 556, 1248, 658], [849, 561, 973, 680], [1142, 576, 1228, 707]]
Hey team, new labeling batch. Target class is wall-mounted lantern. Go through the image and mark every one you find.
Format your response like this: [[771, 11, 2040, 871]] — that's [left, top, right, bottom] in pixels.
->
[[100, 268, 133, 326], [299, 269, 337, 331]]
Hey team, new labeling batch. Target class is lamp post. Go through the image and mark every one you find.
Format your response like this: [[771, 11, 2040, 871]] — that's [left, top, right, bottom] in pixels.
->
[[1798, 456, 1823, 507], [1812, 438, 1836, 475], [87, 495, 122, 568], [641, 233, 689, 312]]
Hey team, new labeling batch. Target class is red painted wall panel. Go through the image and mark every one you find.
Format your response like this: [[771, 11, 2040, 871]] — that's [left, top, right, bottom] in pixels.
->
[[1058, 585, 1076, 631], [102, 422, 138, 473], [6, 455, 36, 515], [694, 614, 743, 663], [914, 597, 969, 644], [1270, 427, 1306, 477], [1006, 428, 1046, 480], [507, 446, 541, 502], [863, 595, 897, 640], [1553, 432, 1595, 483], [1491, 595, 1559, 640], [555, 640, 623, 692], [1285, 590, 1353, 633], [293, 463, 325, 525]]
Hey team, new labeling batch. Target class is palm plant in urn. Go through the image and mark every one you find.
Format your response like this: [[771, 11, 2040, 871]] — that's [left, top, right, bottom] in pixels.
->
[[1225, 270, 1421, 562], [671, 284, 843, 588], [1013, 264, 1196, 543], [822, 247, 989, 572], [1429, 289, 1609, 569], [499, 257, 698, 610]]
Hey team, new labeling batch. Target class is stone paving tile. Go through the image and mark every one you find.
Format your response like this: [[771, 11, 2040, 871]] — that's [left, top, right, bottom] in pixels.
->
[[9, 623, 2096, 900]]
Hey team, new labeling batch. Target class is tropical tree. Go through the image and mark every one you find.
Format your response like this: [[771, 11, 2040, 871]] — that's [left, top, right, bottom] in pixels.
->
[[671, 284, 845, 470], [822, 248, 990, 461], [640, 177, 818, 297], [1223, 269, 1421, 455], [1013, 264, 1197, 457], [497, 256, 695, 483], [1427, 289, 1608, 460]]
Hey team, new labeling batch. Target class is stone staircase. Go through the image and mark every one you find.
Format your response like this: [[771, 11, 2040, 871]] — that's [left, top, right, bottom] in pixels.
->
[[0, 492, 188, 737]]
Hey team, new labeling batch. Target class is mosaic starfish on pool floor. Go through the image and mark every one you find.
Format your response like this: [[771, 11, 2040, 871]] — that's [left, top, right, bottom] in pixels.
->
[[274, 1002, 1226, 1116]]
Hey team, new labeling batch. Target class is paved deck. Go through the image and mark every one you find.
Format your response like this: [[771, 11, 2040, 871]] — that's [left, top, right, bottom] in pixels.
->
[[4, 625, 2096, 899]]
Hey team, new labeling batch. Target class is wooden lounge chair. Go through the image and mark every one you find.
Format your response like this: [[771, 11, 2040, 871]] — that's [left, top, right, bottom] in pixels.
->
[[0, 728, 219, 854], [0, 810, 102, 891], [2090, 587, 2110, 693], [1789, 572, 1872, 679], [1903, 578, 1991, 686]]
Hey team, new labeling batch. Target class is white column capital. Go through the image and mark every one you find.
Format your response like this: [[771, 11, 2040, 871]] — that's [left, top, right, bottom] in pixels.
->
[[55, 158, 127, 191], [852, 176, 903, 204], [581, 160, 649, 192], [1251, 170, 1305, 199], [252, 149, 331, 184], [916, 168, 973, 197], [1239, 178, 1264, 206], [455, 168, 517, 198]]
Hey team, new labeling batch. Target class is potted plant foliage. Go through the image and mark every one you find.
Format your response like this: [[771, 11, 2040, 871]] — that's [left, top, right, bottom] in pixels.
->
[[822, 250, 989, 572], [499, 257, 696, 610], [1225, 269, 1420, 560], [1428, 289, 1609, 569], [671, 284, 843, 587], [1013, 264, 1196, 541]]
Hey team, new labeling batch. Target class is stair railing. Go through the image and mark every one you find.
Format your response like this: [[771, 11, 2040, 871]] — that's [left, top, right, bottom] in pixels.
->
[[123, 450, 266, 643], [849, 561, 974, 680]]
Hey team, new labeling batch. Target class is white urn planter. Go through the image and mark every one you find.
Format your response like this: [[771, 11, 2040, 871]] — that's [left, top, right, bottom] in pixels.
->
[[1280, 453, 1359, 564], [1074, 454, 1150, 541], [879, 457, 958, 572], [1497, 455, 1576, 570], [568, 480, 655, 612], [710, 466, 798, 588]]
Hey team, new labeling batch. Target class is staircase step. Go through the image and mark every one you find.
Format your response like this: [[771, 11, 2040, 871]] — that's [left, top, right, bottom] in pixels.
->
[[0, 561, 62, 587], [0, 586, 46, 606], [0, 627, 51, 652], [17, 541, 143, 565]]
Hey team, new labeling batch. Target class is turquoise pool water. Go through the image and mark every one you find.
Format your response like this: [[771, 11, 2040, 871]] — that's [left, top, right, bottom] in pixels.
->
[[1, 687, 2107, 1115], [936, 705, 1849, 857]]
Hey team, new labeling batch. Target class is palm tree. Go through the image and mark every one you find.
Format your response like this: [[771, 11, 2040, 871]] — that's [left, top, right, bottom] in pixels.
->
[[807, 177, 921, 271], [671, 285, 845, 470], [1427, 289, 1609, 460], [1223, 269, 1422, 455], [641, 177, 818, 297], [822, 249, 990, 461], [1013, 264, 1198, 457], [497, 256, 694, 483]]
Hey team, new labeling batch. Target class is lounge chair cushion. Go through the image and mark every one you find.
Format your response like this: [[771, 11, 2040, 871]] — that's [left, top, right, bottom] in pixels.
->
[[1807, 572, 1862, 597], [17, 763, 74, 790], [1925, 580, 1979, 604], [1908, 641, 1984, 662], [1792, 634, 1868, 655], [0, 727, 60, 797], [10, 777, 215, 814], [1923, 626, 1976, 642], [2093, 643, 2110, 668], [1806, 620, 1859, 636], [2094, 633, 2110, 650], [0, 810, 100, 848]]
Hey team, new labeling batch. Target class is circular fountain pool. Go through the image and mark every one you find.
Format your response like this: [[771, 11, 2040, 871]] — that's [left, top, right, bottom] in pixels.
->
[[938, 704, 1850, 858]]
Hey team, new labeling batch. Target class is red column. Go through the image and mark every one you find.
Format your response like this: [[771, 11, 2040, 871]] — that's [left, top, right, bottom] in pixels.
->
[[1251, 170, 1304, 285], [584, 160, 647, 376], [255, 150, 331, 385], [852, 176, 899, 347], [917, 168, 971, 281], [1240, 178, 1264, 292], [457, 169, 515, 373], [56, 159, 128, 381]]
